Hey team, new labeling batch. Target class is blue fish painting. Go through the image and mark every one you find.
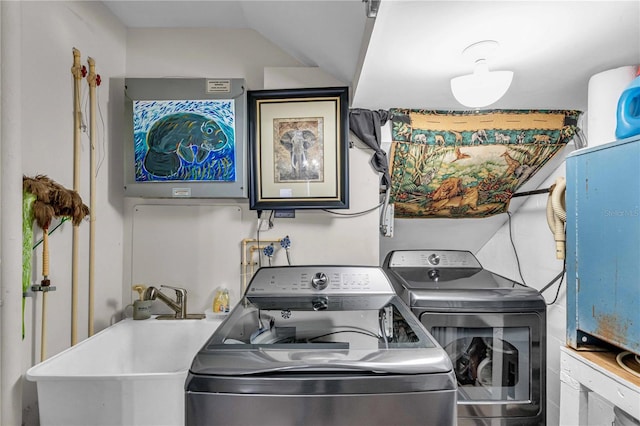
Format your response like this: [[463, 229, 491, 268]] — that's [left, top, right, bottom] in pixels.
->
[[133, 99, 236, 182]]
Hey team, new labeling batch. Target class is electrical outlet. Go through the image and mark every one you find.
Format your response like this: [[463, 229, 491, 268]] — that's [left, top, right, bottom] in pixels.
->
[[382, 203, 394, 237], [274, 210, 295, 218], [383, 305, 394, 339]]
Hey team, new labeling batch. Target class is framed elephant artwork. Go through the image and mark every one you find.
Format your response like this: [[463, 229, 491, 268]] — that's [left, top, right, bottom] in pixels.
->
[[247, 87, 349, 210]]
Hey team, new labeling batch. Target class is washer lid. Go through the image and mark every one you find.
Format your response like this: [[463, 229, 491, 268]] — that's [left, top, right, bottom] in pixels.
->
[[386, 268, 544, 307], [388, 267, 525, 290], [189, 344, 452, 376], [383, 250, 545, 307], [189, 295, 452, 376]]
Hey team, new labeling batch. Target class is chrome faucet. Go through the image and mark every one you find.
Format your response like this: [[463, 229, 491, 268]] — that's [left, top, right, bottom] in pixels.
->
[[144, 284, 189, 319]]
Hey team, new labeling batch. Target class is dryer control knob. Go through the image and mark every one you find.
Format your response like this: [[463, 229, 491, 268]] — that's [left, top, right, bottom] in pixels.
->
[[311, 272, 329, 290], [428, 253, 440, 265]]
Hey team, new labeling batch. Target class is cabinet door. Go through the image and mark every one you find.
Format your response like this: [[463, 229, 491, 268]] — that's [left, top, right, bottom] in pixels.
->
[[566, 137, 640, 354]]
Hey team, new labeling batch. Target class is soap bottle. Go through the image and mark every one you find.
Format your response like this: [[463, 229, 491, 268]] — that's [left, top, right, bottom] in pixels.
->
[[615, 65, 640, 140], [213, 289, 230, 313], [212, 289, 222, 313], [221, 289, 230, 313]]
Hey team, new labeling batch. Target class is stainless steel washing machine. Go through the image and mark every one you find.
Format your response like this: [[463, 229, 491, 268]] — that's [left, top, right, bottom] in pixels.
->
[[383, 250, 546, 426], [186, 265, 457, 426]]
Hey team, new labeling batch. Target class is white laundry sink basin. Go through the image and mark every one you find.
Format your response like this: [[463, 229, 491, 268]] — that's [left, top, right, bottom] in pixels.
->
[[26, 316, 223, 426]]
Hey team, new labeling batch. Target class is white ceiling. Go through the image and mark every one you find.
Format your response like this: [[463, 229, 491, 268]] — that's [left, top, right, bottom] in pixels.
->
[[104, 0, 640, 112], [103, 0, 368, 88]]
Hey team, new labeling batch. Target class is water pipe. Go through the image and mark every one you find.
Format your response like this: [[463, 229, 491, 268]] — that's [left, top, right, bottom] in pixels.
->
[[240, 238, 282, 294], [87, 56, 97, 336], [1, 2, 24, 424], [249, 245, 269, 277], [71, 47, 83, 345]]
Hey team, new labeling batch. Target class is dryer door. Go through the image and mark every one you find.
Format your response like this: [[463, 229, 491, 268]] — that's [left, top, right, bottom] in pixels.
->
[[419, 311, 545, 423]]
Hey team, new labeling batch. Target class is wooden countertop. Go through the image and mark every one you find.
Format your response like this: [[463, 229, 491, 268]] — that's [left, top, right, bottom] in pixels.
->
[[565, 346, 640, 387], [560, 346, 640, 425]]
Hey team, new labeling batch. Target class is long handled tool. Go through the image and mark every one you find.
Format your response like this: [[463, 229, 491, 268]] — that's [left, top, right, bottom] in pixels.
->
[[24, 175, 89, 360], [87, 56, 97, 336], [71, 48, 83, 345], [40, 227, 50, 361]]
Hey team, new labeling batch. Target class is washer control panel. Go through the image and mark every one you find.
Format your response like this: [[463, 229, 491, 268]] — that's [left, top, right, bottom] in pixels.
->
[[248, 266, 394, 296], [387, 250, 481, 268]]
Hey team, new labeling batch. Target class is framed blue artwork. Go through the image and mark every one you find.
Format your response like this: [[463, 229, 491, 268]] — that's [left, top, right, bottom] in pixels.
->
[[124, 78, 247, 199]]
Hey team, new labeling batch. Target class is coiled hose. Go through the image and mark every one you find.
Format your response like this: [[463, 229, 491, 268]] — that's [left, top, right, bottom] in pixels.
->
[[546, 177, 567, 260]]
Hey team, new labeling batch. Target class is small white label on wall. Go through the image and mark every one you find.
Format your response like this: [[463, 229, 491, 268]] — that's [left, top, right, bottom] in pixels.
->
[[280, 188, 293, 198], [172, 188, 191, 197], [206, 80, 231, 93]]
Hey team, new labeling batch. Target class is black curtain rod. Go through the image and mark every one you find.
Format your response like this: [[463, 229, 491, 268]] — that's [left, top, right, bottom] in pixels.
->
[[511, 187, 551, 198]]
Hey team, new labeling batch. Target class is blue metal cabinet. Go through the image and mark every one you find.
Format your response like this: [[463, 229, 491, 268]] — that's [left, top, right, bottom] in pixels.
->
[[566, 136, 640, 355]]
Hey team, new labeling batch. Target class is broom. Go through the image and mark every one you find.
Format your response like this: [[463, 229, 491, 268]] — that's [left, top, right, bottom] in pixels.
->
[[23, 175, 89, 359]]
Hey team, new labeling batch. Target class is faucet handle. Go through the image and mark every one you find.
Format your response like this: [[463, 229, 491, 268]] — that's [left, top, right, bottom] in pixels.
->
[[160, 284, 187, 299], [160, 285, 188, 319]]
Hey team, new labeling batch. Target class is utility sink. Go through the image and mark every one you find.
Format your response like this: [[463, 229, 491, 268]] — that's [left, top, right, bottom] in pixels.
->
[[26, 316, 223, 426]]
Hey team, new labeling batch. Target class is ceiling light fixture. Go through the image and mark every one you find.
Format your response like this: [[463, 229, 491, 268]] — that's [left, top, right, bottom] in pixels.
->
[[450, 40, 513, 108]]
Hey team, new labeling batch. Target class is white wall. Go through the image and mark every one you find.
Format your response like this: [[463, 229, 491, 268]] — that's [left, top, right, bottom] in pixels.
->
[[9, 5, 608, 426], [123, 29, 381, 314], [14, 12, 382, 426], [476, 164, 568, 426], [15, 2, 127, 425]]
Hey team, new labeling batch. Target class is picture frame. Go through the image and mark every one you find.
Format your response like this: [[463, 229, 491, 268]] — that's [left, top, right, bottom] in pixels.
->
[[247, 87, 350, 210], [123, 77, 247, 199]]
